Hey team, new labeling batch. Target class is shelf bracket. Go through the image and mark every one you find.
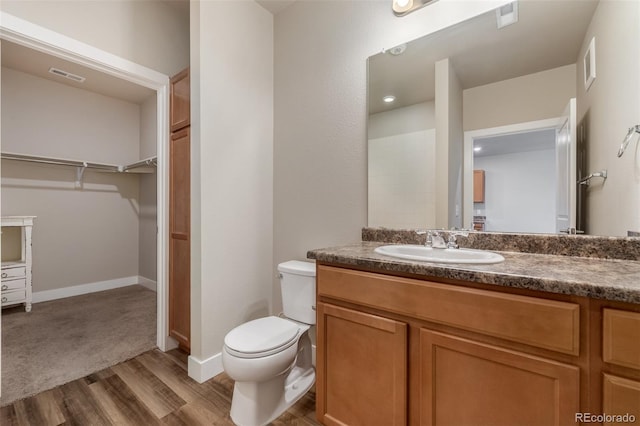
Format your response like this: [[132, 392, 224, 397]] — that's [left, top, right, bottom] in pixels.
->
[[75, 162, 87, 188], [578, 169, 607, 186]]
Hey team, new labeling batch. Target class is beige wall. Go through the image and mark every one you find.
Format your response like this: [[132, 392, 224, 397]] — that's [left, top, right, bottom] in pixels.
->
[[368, 102, 437, 229], [577, 1, 640, 236], [1, 67, 141, 291], [435, 58, 464, 228], [273, 0, 509, 312], [190, 0, 274, 367], [463, 64, 577, 131], [1, 0, 189, 76], [368, 101, 436, 140]]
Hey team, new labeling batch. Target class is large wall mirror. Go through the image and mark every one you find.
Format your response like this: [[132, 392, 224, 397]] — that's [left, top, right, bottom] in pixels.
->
[[367, 0, 640, 237]]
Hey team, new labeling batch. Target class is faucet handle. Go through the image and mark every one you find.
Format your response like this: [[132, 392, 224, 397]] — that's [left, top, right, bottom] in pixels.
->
[[449, 228, 470, 237], [416, 230, 434, 247], [447, 233, 459, 249]]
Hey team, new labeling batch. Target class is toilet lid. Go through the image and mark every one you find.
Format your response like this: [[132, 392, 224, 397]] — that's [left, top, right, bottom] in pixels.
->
[[224, 316, 300, 356]]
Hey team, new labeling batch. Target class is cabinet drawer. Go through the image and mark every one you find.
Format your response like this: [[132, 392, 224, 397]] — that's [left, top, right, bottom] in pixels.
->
[[603, 309, 640, 370], [1, 278, 26, 292], [318, 265, 580, 355], [1, 266, 26, 280], [2, 289, 26, 305]]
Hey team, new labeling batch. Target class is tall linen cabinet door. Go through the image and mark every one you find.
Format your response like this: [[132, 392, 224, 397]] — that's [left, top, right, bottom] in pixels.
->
[[170, 68, 190, 132], [169, 126, 191, 350], [316, 302, 407, 426]]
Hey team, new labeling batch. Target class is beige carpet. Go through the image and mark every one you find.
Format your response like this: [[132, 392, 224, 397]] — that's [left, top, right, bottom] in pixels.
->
[[0, 284, 156, 406]]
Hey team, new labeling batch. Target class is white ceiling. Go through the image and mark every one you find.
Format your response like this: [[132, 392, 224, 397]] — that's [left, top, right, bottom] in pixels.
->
[[1, 40, 156, 105], [369, 0, 599, 114], [474, 128, 556, 158]]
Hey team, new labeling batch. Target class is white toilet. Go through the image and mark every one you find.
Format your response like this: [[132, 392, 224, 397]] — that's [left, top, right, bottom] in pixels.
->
[[222, 260, 316, 426]]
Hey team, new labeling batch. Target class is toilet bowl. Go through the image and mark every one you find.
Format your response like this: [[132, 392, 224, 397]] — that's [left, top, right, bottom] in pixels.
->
[[222, 261, 316, 426]]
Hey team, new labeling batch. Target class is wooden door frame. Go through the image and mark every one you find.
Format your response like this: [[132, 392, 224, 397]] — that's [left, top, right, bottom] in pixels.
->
[[0, 12, 173, 351]]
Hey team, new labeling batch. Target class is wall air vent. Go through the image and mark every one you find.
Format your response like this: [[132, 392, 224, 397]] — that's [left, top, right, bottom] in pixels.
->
[[48, 67, 86, 83]]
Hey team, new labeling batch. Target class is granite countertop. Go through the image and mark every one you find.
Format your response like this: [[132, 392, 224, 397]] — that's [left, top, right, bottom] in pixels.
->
[[307, 241, 640, 304]]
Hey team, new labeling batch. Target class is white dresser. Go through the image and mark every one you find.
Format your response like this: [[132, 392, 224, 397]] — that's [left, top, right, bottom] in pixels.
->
[[1, 216, 35, 312]]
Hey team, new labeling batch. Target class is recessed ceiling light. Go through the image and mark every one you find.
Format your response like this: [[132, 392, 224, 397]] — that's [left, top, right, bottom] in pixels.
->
[[474, 146, 482, 152], [383, 95, 396, 103]]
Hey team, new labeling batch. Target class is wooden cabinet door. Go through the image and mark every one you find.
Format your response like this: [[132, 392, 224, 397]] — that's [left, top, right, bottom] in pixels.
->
[[473, 169, 485, 203], [419, 329, 579, 426], [603, 374, 640, 424], [170, 68, 190, 132], [169, 127, 190, 350], [317, 302, 407, 426]]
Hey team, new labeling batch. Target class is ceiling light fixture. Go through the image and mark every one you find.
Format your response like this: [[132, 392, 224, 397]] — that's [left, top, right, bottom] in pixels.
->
[[383, 95, 396, 103], [474, 146, 482, 152], [392, 0, 439, 17]]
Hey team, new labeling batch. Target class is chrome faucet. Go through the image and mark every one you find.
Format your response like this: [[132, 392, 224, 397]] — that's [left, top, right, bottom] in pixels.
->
[[416, 230, 447, 249], [417, 229, 470, 249]]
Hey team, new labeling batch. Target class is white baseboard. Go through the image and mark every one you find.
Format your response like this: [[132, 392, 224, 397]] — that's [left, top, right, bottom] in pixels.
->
[[185, 345, 315, 383], [188, 352, 224, 383], [32, 276, 148, 303], [137, 276, 157, 292]]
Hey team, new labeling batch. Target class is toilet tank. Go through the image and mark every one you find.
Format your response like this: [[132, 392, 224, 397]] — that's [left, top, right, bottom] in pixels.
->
[[278, 260, 316, 325]]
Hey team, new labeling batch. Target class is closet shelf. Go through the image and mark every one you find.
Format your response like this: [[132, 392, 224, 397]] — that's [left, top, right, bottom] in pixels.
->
[[1, 151, 157, 184]]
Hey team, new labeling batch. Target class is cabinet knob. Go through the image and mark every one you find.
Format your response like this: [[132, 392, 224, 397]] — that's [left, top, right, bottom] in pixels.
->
[[1, 285, 7, 291], [1, 297, 7, 303], [1, 272, 7, 278]]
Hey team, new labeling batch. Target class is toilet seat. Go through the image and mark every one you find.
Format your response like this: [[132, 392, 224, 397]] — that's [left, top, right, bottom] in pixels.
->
[[224, 316, 301, 359]]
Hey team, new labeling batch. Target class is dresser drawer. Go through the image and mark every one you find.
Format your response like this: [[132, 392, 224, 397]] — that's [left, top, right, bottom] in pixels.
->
[[603, 309, 640, 370], [1, 289, 26, 305], [318, 265, 580, 355], [1, 278, 26, 292], [1, 266, 26, 280]]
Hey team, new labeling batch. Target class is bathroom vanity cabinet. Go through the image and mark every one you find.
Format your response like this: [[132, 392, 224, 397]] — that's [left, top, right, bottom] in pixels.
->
[[598, 306, 640, 423], [315, 263, 640, 426]]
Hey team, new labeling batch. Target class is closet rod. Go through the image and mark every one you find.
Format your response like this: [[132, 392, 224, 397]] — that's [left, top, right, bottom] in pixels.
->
[[1, 151, 120, 172]]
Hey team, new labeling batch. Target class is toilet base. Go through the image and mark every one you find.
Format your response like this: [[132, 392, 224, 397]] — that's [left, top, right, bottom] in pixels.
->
[[230, 366, 315, 426]]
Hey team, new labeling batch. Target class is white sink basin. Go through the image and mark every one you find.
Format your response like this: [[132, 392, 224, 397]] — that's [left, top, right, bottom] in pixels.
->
[[374, 244, 505, 264]]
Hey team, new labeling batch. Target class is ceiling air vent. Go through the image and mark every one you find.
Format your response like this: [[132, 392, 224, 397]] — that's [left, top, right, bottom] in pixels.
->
[[48, 67, 86, 83]]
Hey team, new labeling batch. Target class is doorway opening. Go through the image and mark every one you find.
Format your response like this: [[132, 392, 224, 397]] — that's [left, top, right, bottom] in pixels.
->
[[0, 12, 171, 404]]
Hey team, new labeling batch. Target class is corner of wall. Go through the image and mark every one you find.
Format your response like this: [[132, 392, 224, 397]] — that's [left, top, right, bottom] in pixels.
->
[[188, 351, 224, 384]]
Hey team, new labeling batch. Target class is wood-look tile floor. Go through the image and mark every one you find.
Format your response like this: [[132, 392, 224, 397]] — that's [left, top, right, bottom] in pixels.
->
[[0, 349, 321, 426]]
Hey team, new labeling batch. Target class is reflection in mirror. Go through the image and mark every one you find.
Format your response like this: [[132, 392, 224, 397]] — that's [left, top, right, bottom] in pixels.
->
[[367, 0, 640, 237]]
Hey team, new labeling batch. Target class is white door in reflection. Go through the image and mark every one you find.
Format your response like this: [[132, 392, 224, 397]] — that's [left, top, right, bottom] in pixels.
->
[[555, 98, 577, 234]]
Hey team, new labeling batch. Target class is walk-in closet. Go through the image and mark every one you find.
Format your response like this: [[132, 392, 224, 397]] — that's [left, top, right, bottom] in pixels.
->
[[0, 39, 159, 405]]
